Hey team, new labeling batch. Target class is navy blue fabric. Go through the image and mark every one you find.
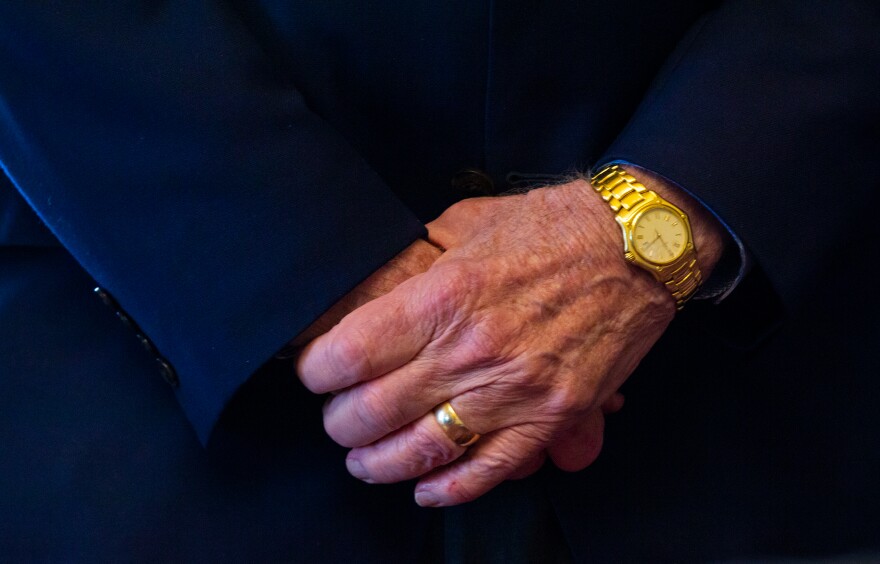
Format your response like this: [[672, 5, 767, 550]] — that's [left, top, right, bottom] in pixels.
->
[[1, 1, 878, 561], [603, 0, 880, 310], [0, 3, 427, 442], [0, 248, 431, 562], [0, 174, 56, 247]]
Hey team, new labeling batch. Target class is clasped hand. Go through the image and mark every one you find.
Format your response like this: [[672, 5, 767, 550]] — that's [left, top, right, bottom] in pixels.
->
[[297, 180, 677, 507]]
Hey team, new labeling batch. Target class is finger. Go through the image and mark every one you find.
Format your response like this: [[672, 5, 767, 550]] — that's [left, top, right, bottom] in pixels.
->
[[601, 392, 625, 414], [546, 410, 605, 472], [345, 411, 468, 484], [412, 425, 548, 507], [296, 277, 435, 393], [425, 197, 495, 250], [322, 361, 452, 447], [339, 390, 550, 486], [343, 394, 513, 483], [321, 359, 554, 448]]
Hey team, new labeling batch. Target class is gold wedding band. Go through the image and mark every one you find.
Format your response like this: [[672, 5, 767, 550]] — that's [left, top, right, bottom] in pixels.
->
[[433, 401, 480, 447]]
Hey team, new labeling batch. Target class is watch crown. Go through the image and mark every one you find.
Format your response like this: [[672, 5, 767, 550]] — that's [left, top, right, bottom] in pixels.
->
[[624, 251, 636, 262]]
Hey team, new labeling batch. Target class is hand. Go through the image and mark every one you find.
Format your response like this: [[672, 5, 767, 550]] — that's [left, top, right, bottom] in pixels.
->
[[298, 172, 724, 507], [284, 216, 618, 482]]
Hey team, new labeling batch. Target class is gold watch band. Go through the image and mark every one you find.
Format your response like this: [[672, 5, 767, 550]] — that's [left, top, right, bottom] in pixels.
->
[[590, 164, 702, 309]]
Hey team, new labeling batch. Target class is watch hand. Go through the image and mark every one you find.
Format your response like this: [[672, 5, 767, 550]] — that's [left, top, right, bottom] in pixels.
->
[[642, 236, 660, 255], [652, 229, 675, 257]]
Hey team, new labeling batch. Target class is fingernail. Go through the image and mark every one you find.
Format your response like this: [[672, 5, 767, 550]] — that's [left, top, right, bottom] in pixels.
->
[[346, 457, 374, 483], [415, 490, 441, 507]]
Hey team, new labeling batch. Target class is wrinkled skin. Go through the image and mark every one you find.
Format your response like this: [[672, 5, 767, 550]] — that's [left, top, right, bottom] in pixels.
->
[[297, 171, 723, 507]]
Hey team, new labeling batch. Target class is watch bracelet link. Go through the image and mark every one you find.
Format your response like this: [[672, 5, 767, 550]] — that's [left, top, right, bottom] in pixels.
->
[[664, 254, 702, 307], [589, 164, 702, 309], [590, 165, 649, 212]]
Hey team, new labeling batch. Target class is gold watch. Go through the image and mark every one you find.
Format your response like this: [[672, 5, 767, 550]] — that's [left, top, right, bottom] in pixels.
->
[[589, 164, 702, 309]]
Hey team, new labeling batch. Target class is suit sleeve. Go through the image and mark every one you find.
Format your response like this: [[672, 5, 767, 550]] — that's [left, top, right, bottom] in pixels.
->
[[0, 4, 425, 443], [600, 0, 880, 311]]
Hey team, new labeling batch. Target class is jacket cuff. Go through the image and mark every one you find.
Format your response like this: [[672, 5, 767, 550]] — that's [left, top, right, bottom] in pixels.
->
[[0, 4, 427, 445]]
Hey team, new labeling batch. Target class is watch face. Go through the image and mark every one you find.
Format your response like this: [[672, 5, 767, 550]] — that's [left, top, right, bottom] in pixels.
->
[[631, 206, 689, 265]]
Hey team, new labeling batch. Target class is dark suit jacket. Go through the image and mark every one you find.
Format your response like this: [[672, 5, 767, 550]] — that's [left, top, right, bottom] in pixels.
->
[[1, 2, 878, 561]]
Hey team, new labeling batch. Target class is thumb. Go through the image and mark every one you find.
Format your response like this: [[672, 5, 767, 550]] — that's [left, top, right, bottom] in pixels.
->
[[546, 410, 606, 472], [426, 197, 495, 250]]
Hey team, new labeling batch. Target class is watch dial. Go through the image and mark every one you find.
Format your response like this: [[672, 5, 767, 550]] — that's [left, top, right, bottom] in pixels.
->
[[632, 207, 688, 264]]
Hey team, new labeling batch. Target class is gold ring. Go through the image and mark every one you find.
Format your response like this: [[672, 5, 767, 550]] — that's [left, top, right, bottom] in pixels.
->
[[433, 401, 480, 447]]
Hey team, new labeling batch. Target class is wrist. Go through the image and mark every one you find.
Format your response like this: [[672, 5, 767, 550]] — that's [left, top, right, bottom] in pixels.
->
[[614, 165, 727, 281]]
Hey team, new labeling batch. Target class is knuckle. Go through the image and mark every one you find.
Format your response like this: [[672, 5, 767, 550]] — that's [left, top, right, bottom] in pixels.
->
[[364, 424, 459, 484], [444, 197, 484, 221], [544, 383, 589, 419], [327, 385, 401, 448], [505, 351, 560, 395], [327, 328, 373, 384], [524, 361, 595, 420], [475, 446, 521, 477], [428, 262, 479, 310], [402, 425, 459, 473], [355, 385, 404, 434], [521, 350, 561, 376], [548, 382, 594, 415], [458, 311, 516, 368], [421, 262, 486, 338]]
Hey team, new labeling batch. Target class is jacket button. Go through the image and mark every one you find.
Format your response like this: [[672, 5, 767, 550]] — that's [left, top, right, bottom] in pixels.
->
[[95, 286, 178, 389], [157, 358, 180, 388], [115, 310, 134, 330], [452, 169, 495, 196], [94, 286, 118, 309], [136, 333, 158, 356]]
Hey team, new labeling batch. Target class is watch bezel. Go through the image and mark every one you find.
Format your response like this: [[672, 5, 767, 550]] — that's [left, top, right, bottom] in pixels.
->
[[615, 194, 695, 270]]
